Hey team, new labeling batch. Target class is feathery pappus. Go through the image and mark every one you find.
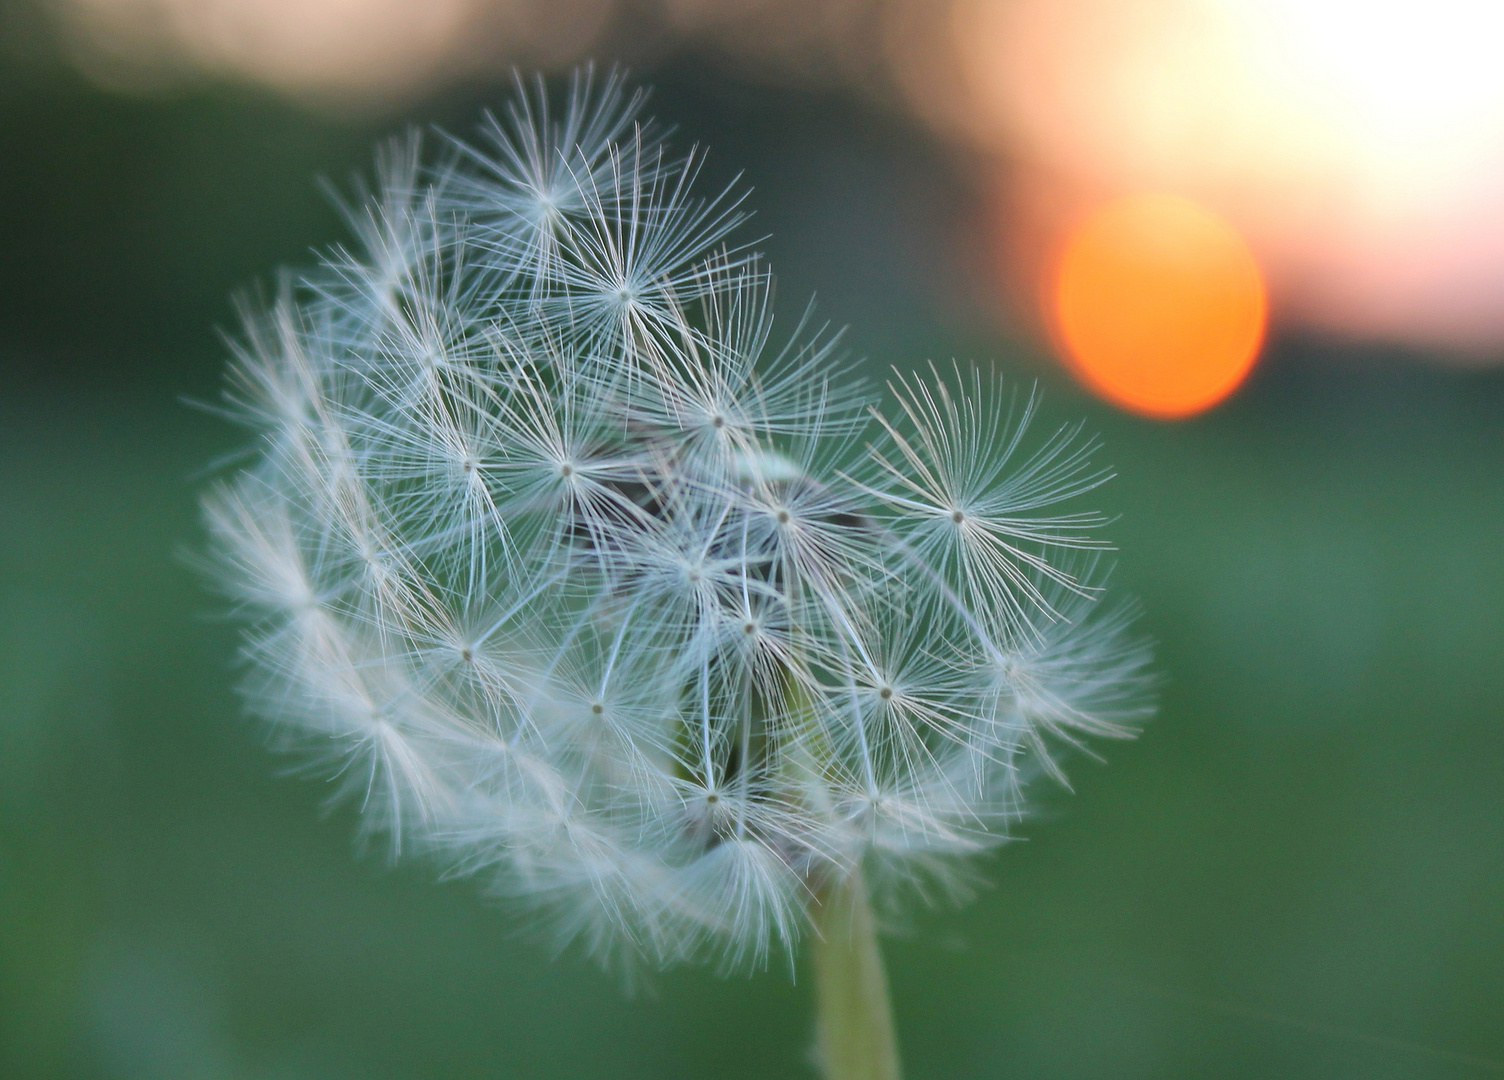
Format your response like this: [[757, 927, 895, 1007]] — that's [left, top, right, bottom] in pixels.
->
[[201, 67, 1155, 974]]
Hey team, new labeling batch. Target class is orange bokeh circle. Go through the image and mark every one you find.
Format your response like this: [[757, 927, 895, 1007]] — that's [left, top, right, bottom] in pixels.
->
[[1052, 192, 1267, 418]]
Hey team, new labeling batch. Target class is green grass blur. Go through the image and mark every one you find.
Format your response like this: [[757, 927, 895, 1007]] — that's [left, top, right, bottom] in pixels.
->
[[2, 61, 1502, 1080]]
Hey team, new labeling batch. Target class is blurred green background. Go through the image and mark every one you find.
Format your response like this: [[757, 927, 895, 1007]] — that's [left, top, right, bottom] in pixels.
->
[[2, 55, 1503, 1080]]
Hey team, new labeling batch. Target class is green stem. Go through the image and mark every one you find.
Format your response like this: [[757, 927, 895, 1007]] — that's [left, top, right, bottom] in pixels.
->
[[811, 869, 903, 1080]]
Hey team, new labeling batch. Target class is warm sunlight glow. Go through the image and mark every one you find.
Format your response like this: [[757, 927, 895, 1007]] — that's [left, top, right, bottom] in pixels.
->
[[57, 0, 611, 100], [957, 0, 1504, 355], [48, 0, 1504, 353], [1054, 194, 1266, 418]]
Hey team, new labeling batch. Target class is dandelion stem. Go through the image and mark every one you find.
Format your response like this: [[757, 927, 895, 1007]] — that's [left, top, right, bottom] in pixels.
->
[[812, 868, 903, 1080]]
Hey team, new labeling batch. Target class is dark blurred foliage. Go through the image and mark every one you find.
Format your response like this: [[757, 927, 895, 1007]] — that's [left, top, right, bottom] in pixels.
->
[[2, 57, 1503, 1080]]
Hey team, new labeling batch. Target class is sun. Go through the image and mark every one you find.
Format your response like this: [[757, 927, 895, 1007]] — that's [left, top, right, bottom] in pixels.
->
[[1052, 192, 1267, 418]]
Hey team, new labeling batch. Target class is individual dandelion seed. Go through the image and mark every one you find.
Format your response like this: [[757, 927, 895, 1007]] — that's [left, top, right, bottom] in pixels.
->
[[200, 66, 1156, 1080]]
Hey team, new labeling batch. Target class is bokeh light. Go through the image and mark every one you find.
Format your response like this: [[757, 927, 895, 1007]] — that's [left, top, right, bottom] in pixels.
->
[[55, 0, 612, 100], [954, 0, 1504, 356], [36, 0, 1504, 356], [1053, 193, 1266, 418]]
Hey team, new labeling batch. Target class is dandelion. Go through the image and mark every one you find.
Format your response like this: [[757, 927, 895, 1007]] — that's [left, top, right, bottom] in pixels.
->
[[201, 67, 1155, 1080]]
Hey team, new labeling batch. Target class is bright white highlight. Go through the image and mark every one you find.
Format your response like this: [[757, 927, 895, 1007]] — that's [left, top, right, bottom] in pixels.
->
[[957, 0, 1504, 353], [202, 70, 1153, 972]]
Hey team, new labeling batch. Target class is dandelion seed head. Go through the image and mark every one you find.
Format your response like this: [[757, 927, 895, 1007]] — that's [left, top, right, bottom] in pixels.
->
[[202, 65, 1154, 975]]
